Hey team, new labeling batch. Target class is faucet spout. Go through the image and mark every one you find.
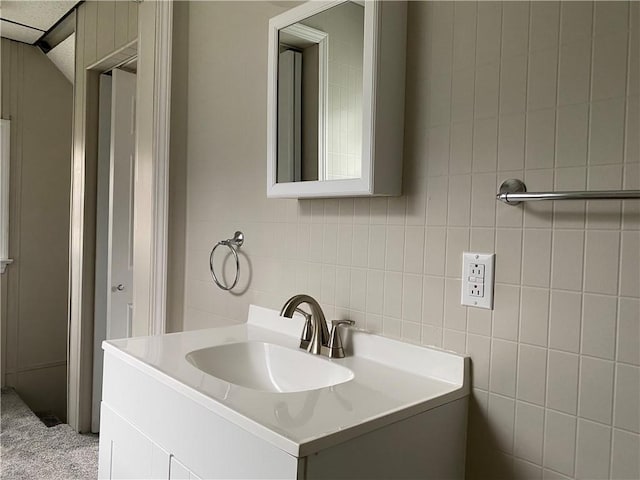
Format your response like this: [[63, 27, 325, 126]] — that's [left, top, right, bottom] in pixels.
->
[[280, 294, 330, 355]]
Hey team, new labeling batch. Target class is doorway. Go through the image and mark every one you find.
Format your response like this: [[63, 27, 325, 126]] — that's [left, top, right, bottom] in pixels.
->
[[68, 0, 173, 433], [91, 67, 137, 433]]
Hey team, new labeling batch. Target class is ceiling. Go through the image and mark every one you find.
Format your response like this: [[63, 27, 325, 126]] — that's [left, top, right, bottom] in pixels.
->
[[0, 1, 79, 44]]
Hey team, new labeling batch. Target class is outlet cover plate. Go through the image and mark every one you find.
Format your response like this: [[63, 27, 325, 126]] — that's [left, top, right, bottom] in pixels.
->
[[461, 252, 495, 309]]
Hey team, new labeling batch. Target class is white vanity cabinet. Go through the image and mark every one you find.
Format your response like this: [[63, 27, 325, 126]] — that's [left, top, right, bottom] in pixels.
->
[[98, 306, 470, 479], [99, 403, 202, 479], [98, 404, 173, 479], [168, 457, 201, 480], [98, 352, 299, 480]]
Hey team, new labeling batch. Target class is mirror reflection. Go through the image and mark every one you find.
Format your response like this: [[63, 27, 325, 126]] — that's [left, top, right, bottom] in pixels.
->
[[277, 2, 364, 183]]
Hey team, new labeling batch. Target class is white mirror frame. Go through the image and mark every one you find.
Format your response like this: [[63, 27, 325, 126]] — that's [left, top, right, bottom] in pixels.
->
[[267, 0, 406, 199]]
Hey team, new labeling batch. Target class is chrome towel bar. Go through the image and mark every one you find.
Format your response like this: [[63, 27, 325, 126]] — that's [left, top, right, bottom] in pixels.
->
[[497, 179, 640, 206]]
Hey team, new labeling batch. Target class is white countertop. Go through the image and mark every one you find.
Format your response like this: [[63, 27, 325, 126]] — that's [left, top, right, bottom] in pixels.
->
[[103, 305, 470, 457]]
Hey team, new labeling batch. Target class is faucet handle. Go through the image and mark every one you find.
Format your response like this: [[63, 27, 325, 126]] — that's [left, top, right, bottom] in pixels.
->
[[327, 320, 355, 358], [331, 319, 355, 328], [295, 308, 313, 349]]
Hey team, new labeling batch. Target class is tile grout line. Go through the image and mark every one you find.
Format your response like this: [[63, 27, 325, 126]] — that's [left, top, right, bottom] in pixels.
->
[[542, 1, 563, 472], [609, 4, 634, 477], [510, 0, 534, 464], [574, 2, 598, 476]]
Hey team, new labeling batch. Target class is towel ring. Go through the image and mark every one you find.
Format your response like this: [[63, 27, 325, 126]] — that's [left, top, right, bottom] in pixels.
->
[[209, 231, 244, 291]]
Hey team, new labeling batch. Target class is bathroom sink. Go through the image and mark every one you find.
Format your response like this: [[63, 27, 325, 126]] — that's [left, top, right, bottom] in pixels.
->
[[104, 304, 470, 460], [185, 341, 354, 392], [103, 304, 470, 478]]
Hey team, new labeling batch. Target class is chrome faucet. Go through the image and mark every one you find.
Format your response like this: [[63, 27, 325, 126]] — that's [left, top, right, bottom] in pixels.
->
[[280, 294, 354, 358]]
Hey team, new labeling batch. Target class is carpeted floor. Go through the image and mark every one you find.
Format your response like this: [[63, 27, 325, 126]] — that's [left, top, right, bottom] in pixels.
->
[[0, 388, 99, 479]]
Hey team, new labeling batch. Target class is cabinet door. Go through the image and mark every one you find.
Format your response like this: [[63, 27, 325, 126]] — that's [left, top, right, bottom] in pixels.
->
[[99, 403, 170, 479], [169, 456, 201, 480]]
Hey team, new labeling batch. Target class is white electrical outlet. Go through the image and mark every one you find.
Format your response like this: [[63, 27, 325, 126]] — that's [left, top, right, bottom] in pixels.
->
[[470, 283, 484, 297], [461, 252, 495, 309]]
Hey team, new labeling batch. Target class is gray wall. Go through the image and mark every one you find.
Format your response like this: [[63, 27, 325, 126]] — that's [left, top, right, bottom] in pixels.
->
[[1, 38, 73, 421], [174, 2, 639, 479]]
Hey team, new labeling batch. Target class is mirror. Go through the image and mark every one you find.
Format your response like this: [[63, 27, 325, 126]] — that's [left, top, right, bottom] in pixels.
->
[[267, 1, 407, 198], [276, 2, 364, 183]]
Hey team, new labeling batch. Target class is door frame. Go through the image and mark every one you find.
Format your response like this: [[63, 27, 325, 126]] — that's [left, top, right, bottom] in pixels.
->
[[68, 1, 173, 432], [135, 0, 173, 338]]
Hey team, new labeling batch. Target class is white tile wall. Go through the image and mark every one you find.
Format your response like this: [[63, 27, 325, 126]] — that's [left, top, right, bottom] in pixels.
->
[[320, 3, 364, 180], [613, 363, 640, 433], [182, 1, 640, 478], [544, 410, 578, 477], [611, 429, 640, 480], [576, 419, 612, 480], [515, 401, 545, 465], [549, 290, 583, 353], [547, 350, 580, 415], [579, 356, 615, 424], [517, 345, 548, 405], [617, 298, 640, 365]]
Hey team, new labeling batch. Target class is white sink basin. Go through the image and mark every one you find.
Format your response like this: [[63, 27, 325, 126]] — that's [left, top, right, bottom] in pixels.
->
[[185, 341, 354, 393]]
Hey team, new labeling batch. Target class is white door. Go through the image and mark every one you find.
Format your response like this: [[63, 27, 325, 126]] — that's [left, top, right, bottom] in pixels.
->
[[91, 68, 136, 432], [106, 68, 136, 340]]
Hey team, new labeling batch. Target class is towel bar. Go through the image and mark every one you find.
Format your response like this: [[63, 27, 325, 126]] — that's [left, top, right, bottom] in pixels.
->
[[497, 179, 640, 206]]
